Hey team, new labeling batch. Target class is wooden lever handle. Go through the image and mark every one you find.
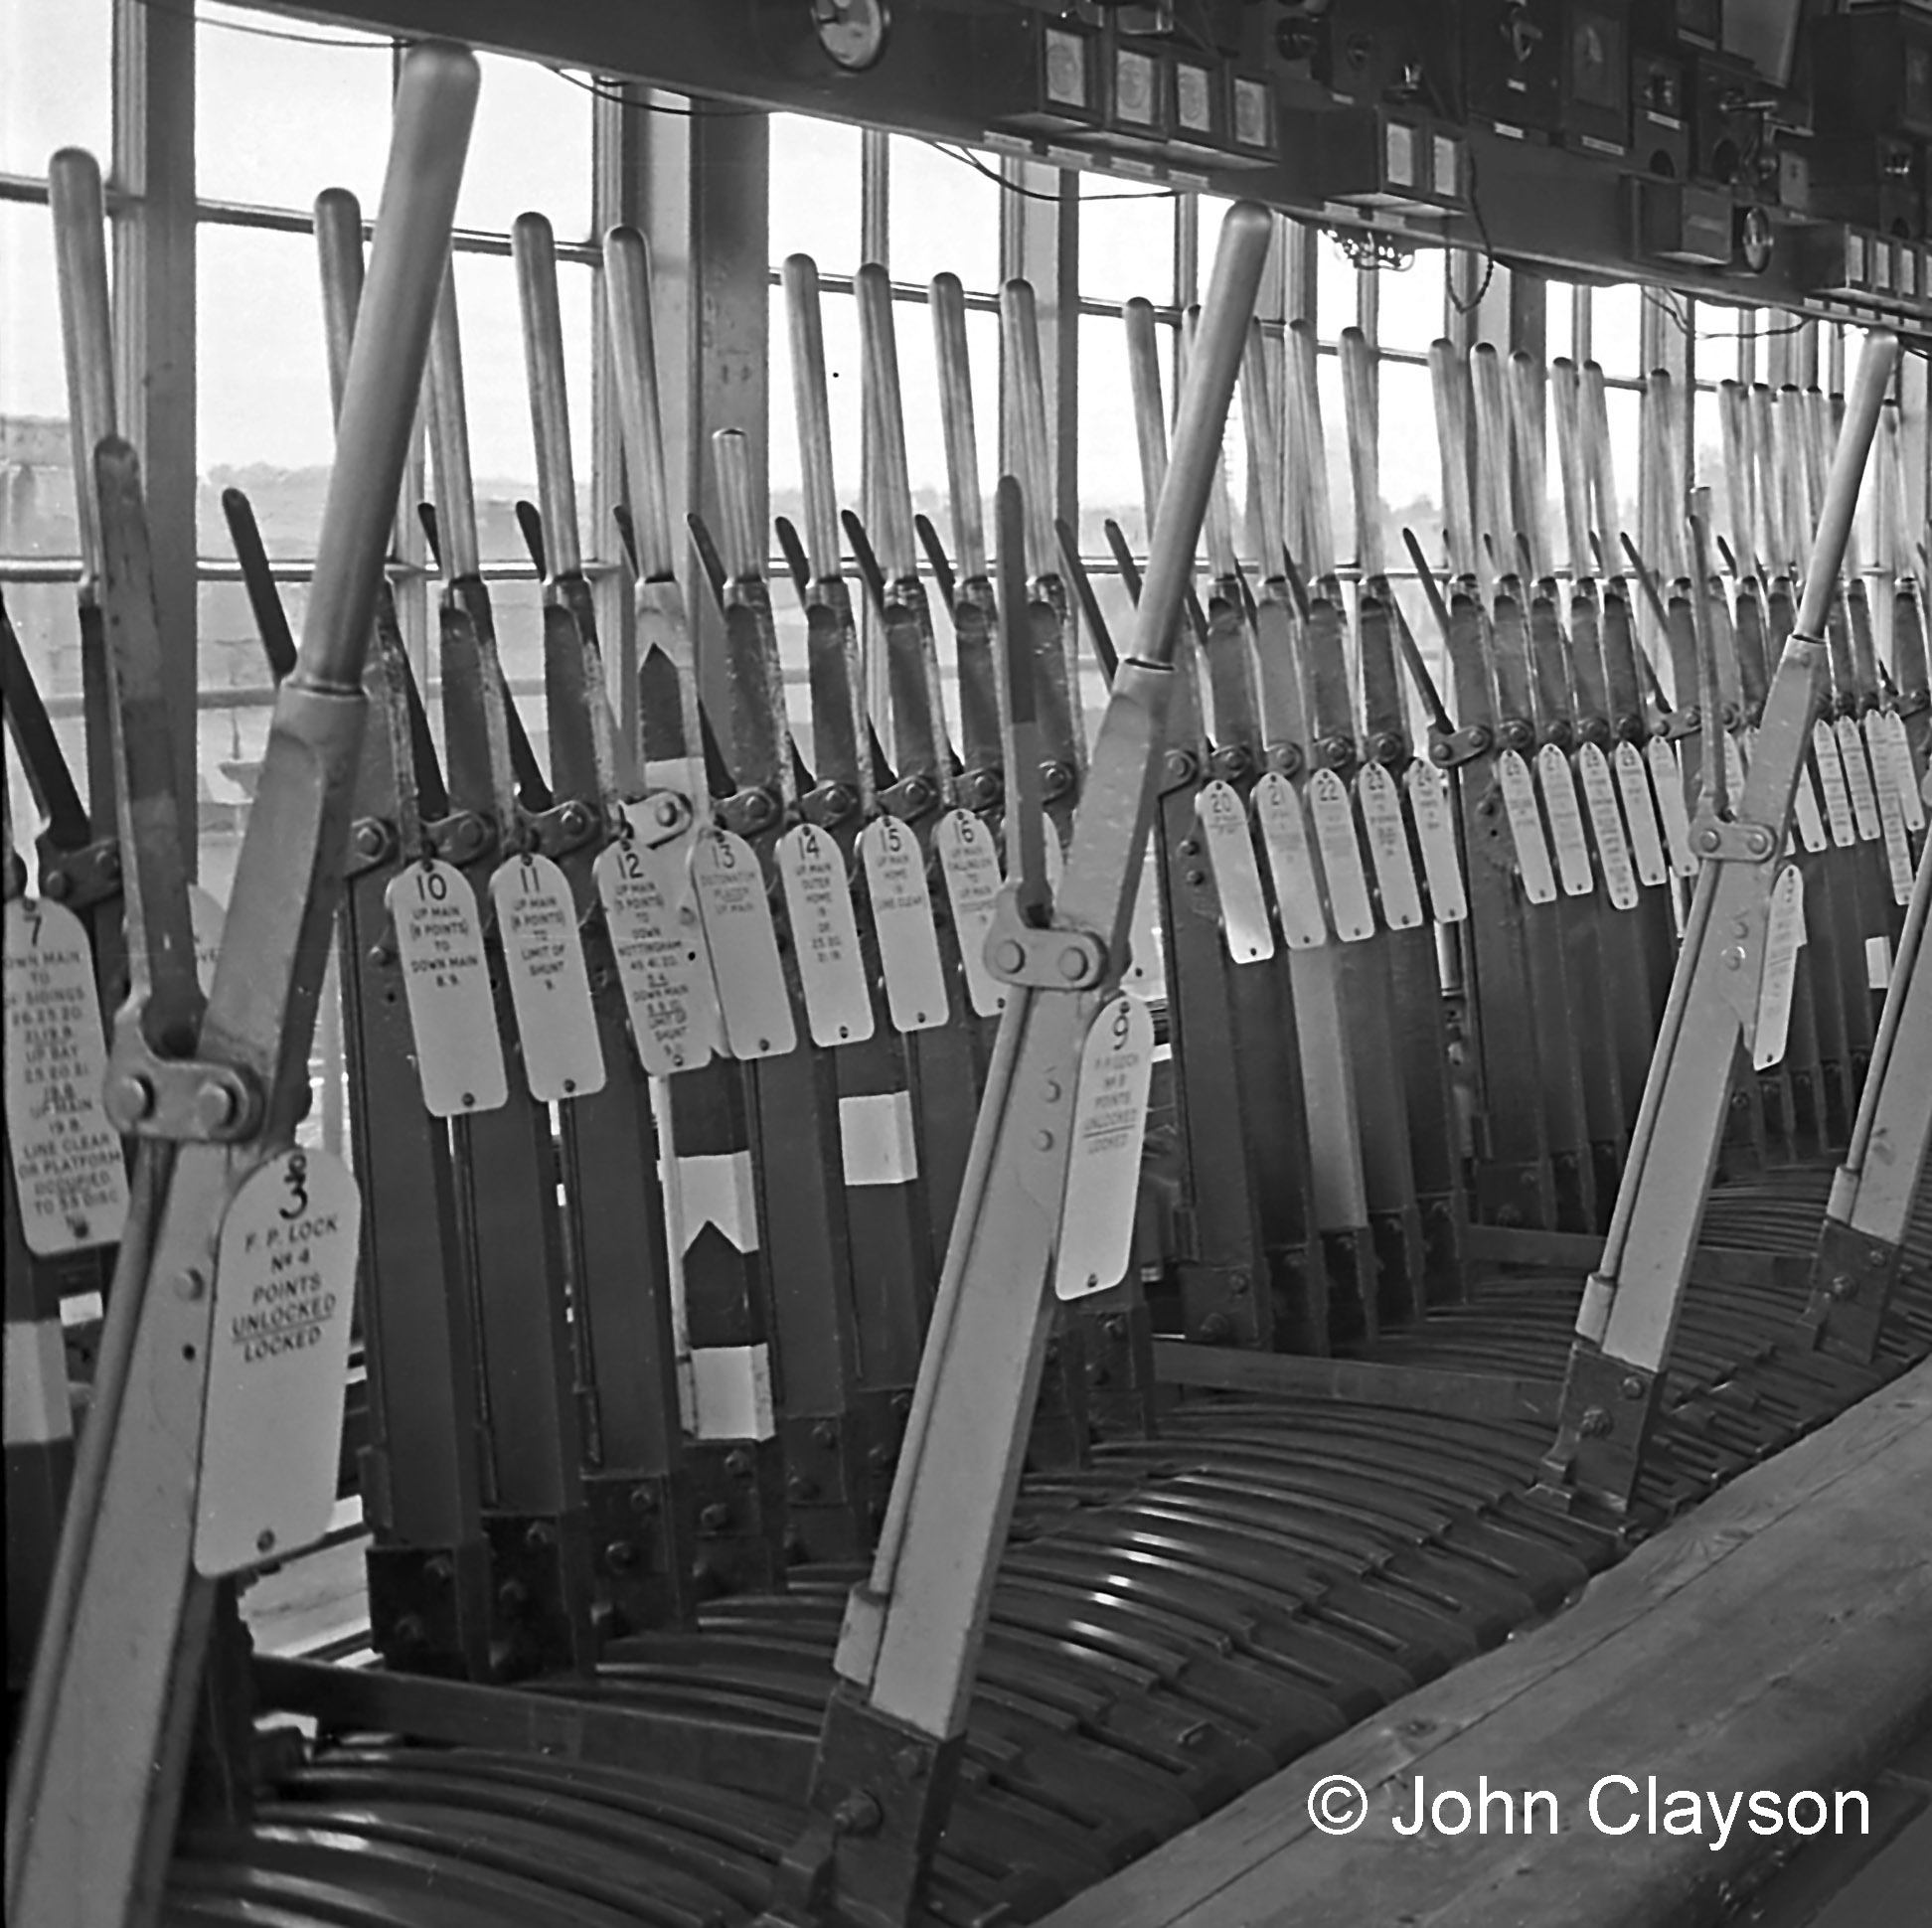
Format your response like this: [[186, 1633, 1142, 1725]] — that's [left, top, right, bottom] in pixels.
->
[[513, 211, 581, 578]]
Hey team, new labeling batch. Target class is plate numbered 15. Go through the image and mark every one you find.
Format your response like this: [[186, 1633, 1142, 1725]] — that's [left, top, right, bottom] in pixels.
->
[[1053, 993, 1155, 1302], [196, 1147, 362, 1577], [3, 895, 129, 1254], [387, 859, 509, 1117], [861, 815, 949, 1033]]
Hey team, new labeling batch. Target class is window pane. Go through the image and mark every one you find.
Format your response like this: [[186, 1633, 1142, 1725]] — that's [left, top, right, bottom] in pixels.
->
[[1545, 284, 1576, 364], [1690, 296, 1748, 383], [1, 0, 111, 178], [448, 251, 597, 564], [1316, 236, 1359, 343], [887, 136, 999, 294], [1603, 382, 1642, 562], [1379, 359, 1441, 574], [3, 577, 90, 867], [767, 284, 863, 546], [457, 53, 593, 240], [1591, 283, 1643, 378], [197, 226, 336, 559], [1077, 309, 1158, 554], [197, 2, 393, 211], [891, 294, 999, 557], [1078, 175, 1174, 307], [771, 114, 863, 273], [2, 207, 77, 561], [1375, 250, 1444, 354], [1313, 351, 1354, 574]]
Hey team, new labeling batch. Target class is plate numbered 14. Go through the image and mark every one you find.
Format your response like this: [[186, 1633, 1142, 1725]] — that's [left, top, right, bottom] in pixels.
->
[[196, 1147, 362, 1577]]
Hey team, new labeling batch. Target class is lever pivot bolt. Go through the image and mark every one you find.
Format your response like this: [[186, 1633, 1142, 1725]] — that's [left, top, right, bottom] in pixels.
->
[[1580, 1407, 1611, 1436]]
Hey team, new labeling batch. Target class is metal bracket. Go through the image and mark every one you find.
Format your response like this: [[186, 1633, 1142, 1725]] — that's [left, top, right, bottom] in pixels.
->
[[800, 780, 861, 831], [1799, 1217, 1905, 1366], [1158, 745, 1200, 796], [757, 1684, 968, 1928], [878, 772, 938, 823], [35, 834, 122, 911], [1533, 1341, 1659, 1519], [526, 796, 603, 859], [1687, 814, 1779, 863], [718, 784, 784, 840], [983, 893, 1106, 990], [1263, 740, 1305, 779], [101, 1029, 261, 1142], [423, 807, 497, 867], [343, 815, 398, 880], [1661, 706, 1702, 741], [1428, 722, 1493, 768], [1206, 743, 1253, 782]]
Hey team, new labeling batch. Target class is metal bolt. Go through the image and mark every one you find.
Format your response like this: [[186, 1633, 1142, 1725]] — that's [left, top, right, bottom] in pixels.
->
[[1185, 868, 1207, 885], [1033, 1129, 1054, 1151], [1697, 826, 1724, 855], [890, 1391, 911, 1418], [1056, 945, 1087, 981], [42, 870, 72, 900], [393, 1613, 426, 1648], [894, 1747, 927, 1782], [653, 795, 681, 827], [424, 1555, 454, 1583], [699, 1503, 731, 1530], [1721, 946, 1745, 970], [1830, 1273, 1858, 1302], [724, 1449, 754, 1479], [1200, 1313, 1232, 1343], [1430, 740, 1452, 764], [629, 1485, 658, 1515], [604, 1539, 638, 1571], [1742, 826, 1773, 858], [498, 1579, 530, 1609], [174, 1269, 208, 1302], [369, 943, 395, 966], [994, 938, 1026, 975], [1620, 1375, 1646, 1400], [1579, 1406, 1611, 1437], [1042, 1079, 1062, 1102], [194, 1079, 241, 1134], [832, 1793, 883, 1837], [787, 1475, 819, 1502], [524, 1522, 555, 1552], [1227, 1270, 1250, 1297], [867, 1445, 894, 1470], [1732, 918, 1750, 938], [812, 1421, 838, 1449], [1867, 1247, 1889, 1269], [112, 1074, 155, 1122], [352, 822, 387, 860], [1164, 751, 1193, 782]]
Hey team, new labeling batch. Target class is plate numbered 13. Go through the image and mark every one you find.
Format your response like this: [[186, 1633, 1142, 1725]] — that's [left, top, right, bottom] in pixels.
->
[[196, 1147, 362, 1577]]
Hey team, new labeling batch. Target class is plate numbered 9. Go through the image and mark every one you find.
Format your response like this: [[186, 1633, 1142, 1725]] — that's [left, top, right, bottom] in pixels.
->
[[1054, 993, 1156, 1302]]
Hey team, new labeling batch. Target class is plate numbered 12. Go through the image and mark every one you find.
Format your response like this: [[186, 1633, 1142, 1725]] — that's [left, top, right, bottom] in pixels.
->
[[387, 859, 509, 1117], [1053, 993, 1155, 1302], [195, 1147, 362, 1576], [594, 813, 719, 1076], [3, 895, 129, 1254]]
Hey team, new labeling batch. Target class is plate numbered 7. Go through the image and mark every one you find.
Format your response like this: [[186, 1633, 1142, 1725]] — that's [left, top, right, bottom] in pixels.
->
[[196, 1147, 362, 1577], [1053, 993, 1156, 1302]]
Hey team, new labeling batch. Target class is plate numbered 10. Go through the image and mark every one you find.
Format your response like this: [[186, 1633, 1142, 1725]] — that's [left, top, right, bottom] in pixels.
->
[[196, 1147, 362, 1577], [387, 859, 509, 1117]]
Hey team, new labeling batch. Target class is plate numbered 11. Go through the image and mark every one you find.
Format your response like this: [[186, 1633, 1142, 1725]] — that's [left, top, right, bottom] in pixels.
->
[[196, 1147, 362, 1577], [1053, 993, 1156, 1302]]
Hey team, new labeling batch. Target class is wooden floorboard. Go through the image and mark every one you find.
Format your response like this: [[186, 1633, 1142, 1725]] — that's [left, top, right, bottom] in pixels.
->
[[1041, 1362, 1932, 1928]]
